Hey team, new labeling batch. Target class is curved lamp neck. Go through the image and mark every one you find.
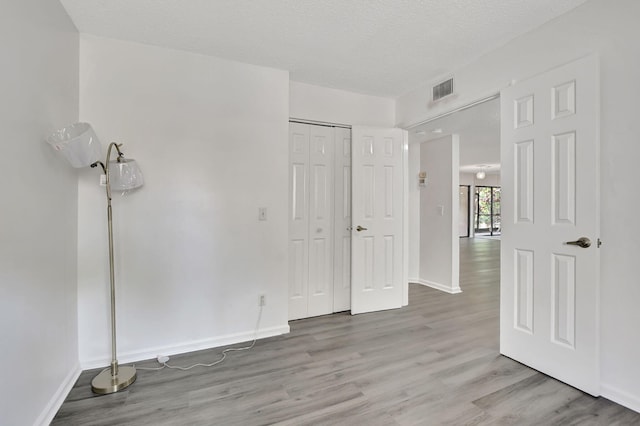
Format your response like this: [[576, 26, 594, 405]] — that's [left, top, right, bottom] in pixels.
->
[[90, 142, 126, 201]]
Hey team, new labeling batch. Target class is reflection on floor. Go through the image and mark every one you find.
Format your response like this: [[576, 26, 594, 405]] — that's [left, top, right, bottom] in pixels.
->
[[473, 234, 501, 240]]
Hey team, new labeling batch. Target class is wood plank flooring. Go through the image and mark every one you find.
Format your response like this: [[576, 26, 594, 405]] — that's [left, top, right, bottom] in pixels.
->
[[53, 238, 640, 425]]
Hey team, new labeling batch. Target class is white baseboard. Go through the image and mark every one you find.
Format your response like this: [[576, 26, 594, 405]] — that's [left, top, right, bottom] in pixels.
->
[[80, 324, 290, 370], [601, 383, 640, 414], [415, 278, 462, 294], [35, 362, 81, 426]]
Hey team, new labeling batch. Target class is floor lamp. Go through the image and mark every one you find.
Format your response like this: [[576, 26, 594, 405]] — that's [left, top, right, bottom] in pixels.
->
[[47, 123, 144, 394]]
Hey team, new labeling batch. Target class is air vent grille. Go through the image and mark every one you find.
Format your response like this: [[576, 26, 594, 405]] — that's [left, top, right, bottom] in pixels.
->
[[433, 78, 454, 101]]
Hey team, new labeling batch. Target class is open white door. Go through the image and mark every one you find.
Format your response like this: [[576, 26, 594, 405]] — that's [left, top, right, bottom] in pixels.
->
[[500, 55, 600, 395], [351, 126, 406, 314]]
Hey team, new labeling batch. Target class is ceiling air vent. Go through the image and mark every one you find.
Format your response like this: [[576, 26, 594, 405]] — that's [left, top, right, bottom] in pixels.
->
[[432, 78, 454, 101]]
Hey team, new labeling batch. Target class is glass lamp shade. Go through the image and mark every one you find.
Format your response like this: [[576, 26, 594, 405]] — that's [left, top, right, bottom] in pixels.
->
[[46, 122, 102, 168], [476, 171, 486, 180], [109, 159, 144, 191]]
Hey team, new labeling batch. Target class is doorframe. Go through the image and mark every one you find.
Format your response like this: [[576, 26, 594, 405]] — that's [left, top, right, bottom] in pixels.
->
[[460, 185, 471, 238], [404, 95, 499, 296], [290, 117, 351, 130], [402, 56, 602, 397], [402, 131, 409, 306], [474, 185, 501, 237]]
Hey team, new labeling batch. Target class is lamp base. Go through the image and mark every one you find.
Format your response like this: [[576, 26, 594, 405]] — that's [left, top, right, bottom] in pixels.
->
[[91, 366, 137, 394]]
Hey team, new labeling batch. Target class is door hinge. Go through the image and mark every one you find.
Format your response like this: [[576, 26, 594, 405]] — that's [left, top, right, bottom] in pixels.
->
[[597, 238, 602, 248]]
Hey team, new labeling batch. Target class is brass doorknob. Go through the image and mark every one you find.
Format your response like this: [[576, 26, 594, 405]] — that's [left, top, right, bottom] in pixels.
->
[[565, 237, 591, 248], [356, 225, 368, 232]]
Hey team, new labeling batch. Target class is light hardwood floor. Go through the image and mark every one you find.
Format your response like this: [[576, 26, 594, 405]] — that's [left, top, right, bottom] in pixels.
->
[[53, 238, 640, 425]]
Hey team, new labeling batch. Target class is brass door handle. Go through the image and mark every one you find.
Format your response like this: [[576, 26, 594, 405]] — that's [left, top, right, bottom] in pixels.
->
[[356, 225, 368, 232], [565, 237, 591, 248]]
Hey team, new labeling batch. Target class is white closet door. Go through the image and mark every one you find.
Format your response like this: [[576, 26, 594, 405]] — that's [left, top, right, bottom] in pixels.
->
[[288, 123, 310, 320], [351, 126, 405, 314], [307, 125, 334, 317], [333, 127, 352, 312], [288, 123, 335, 320]]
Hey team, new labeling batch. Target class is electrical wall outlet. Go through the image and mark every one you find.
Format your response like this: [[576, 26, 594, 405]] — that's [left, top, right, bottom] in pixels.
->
[[258, 207, 267, 221], [259, 294, 266, 306]]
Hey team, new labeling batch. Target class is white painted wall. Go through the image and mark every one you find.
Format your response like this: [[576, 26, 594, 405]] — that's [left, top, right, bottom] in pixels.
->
[[77, 35, 290, 367], [418, 135, 460, 293], [290, 81, 395, 126], [408, 143, 421, 281], [0, 2, 80, 425], [398, 0, 640, 411]]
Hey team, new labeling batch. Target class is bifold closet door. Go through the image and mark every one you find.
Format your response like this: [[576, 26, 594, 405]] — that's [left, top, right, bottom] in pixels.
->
[[333, 127, 352, 312], [288, 123, 334, 320]]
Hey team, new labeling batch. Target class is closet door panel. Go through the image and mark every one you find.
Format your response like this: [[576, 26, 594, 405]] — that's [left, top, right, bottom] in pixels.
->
[[307, 125, 334, 317], [288, 123, 336, 320], [333, 127, 352, 312], [288, 123, 310, 320]]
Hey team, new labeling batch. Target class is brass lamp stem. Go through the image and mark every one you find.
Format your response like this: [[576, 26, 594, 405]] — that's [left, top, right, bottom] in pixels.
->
[[105, 142, 117, 376], [90, 142, 137, 394]]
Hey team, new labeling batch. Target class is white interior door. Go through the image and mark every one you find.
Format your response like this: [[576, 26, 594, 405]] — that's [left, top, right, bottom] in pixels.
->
[[500, 55, 600, 395], [333, 127, 352, 312], [288, 123, 334, 320], [351, 126, 405, 314]]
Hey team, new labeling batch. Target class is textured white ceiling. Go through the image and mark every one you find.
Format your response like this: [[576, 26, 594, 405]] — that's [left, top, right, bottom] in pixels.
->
[[60, 0, 588, 98]]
